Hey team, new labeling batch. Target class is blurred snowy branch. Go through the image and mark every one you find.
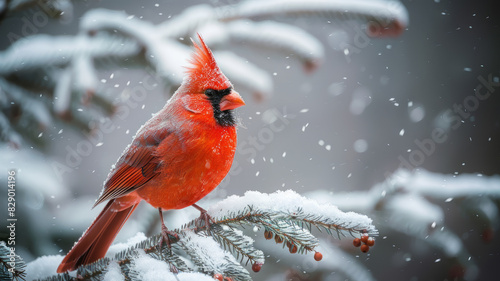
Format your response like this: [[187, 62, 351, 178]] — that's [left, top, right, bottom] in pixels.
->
[[27, 190, 377, 281], [0, 0, 408, 148], [307, 169, 500, 280]]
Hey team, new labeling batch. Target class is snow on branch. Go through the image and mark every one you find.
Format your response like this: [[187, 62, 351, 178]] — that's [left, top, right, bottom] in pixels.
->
[[30, 190, 377, 281], [217, 0, 408, 37], [389, 168, 500, 198], [0, 0, 408, 148], [225, 20, 324, 71], [307, 169, 500, 280], [209, 190, 377, 236]]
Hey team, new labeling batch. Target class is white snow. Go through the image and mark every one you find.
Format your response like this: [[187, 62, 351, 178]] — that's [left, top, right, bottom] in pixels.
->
[[226, 20, 324, 65], [130, 250, 172, 280], [208, 190, 377, 234], [103, 261, 125, 281], [231, 0, 409, 32], [157, 4, 216, 38], [183, 231, 226, 266], [81, 9, 188, 85], [106, 232, 148, 257], [130, 249, 213, 281], [391, 169, 500, 198], [25, 255, 65, 280], [385, 193, 444, 235], [182, 231, 246, 273]]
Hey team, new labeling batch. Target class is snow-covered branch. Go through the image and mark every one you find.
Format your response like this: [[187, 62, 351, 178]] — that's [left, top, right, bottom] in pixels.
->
[[307, 169, 500, 280], [27, 190, 377, 281], [0, 0, 408, 148]]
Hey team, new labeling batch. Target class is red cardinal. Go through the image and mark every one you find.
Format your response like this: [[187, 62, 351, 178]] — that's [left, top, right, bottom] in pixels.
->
[[57, 35, 245, 273]]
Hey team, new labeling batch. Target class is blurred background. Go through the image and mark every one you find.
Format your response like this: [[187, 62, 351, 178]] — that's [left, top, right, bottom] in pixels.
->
[[1, 0, 499, 280]]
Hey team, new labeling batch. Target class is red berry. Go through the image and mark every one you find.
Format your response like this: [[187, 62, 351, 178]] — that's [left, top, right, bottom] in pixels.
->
[[360, 244, 369, 253], [289, 244, 298, 254], [360, 235, 369, 244], [353, 238, 361, 247], [252, 263, 262, 272], [264, 230, 273, 240], [213, 273, 223, 281], [275, 235, 283, 244], [366, 238, 375, 247], [314, 252, 323, 261]]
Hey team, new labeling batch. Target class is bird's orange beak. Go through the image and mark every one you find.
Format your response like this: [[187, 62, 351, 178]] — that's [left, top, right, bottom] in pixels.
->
[[220, 90, 245, 111]]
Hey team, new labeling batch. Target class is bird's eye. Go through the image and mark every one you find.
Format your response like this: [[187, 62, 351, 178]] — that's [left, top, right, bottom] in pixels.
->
[[204, 89, 216, 97]]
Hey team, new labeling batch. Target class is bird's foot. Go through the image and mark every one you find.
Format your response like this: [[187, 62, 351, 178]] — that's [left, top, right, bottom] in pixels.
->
[[157, 222, 180, 274], [159, 222, 180, 250], [192, 203, 215, 233], [157, 208, 179, 255]]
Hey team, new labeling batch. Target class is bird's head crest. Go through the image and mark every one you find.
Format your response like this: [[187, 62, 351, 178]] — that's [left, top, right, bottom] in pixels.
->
[[185, 34, 231, 92]]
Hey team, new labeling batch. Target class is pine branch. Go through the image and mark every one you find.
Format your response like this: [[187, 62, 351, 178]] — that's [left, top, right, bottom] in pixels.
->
[[211, 224, 264, 265], [179, 232, 251, 281], [34, 273, 73, 281], [38, 190, 377, 281], [0, 241, 26, 281]]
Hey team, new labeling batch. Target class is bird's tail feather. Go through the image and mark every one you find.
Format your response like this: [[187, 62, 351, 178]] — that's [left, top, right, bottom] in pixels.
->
[[57, 199, 138, 273]]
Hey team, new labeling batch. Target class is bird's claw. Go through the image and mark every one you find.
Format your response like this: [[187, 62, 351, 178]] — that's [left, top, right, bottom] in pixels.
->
[[195, 209, 215, 233], [157, 207, 179, 262], [192, 203, 215, 234], [158, 224, 179, 250]]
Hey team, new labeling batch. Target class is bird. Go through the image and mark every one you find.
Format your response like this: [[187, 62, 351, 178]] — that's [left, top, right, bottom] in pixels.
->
[[57, 34, 245, 273]]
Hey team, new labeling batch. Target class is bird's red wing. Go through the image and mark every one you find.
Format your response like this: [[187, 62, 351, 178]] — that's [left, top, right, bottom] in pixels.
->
[[93, 128, 171, 207]]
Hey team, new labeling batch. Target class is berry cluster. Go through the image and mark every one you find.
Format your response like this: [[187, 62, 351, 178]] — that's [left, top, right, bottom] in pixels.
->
[[263, 229, 323, 262], [352, 234, 375, 253]]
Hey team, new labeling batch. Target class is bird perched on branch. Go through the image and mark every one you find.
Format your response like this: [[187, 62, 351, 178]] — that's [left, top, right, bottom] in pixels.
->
[[57, 34, 245, 273]]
